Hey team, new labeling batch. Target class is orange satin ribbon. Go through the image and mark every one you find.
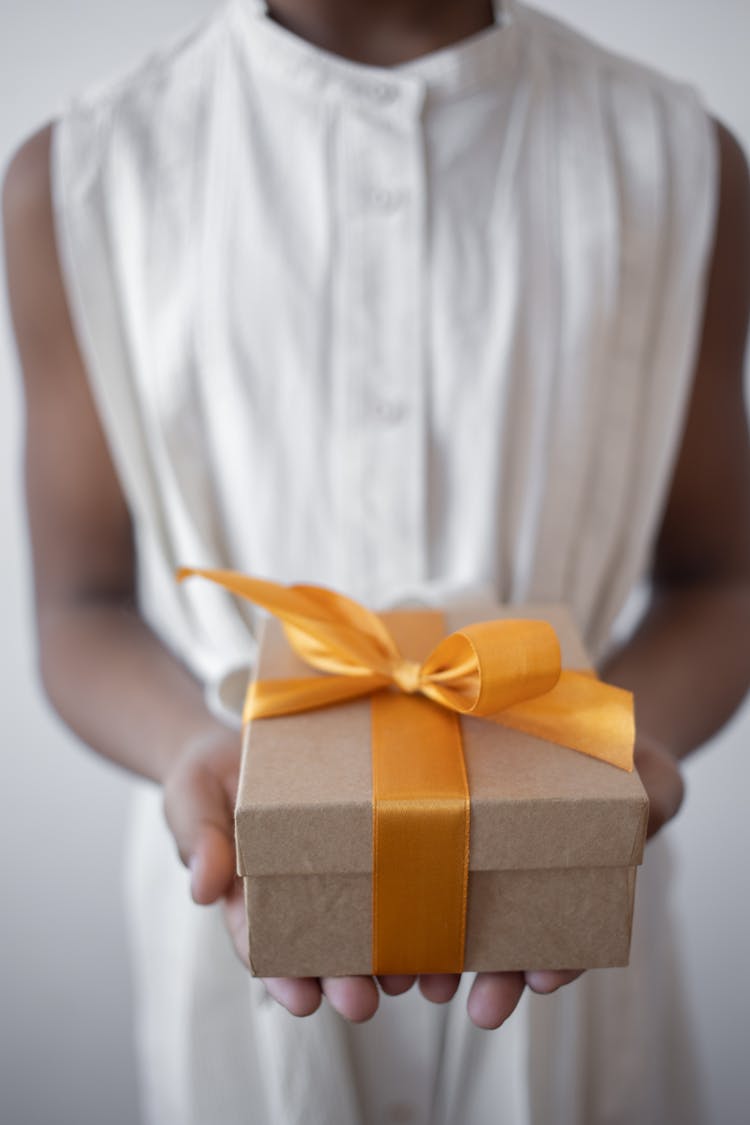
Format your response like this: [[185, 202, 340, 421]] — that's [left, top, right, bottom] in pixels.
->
[[177, 568, 634, 972]]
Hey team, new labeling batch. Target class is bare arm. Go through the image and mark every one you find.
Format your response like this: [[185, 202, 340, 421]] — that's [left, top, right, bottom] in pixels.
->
[[598, 120, 750, 833], [3, 124, 224, 784]]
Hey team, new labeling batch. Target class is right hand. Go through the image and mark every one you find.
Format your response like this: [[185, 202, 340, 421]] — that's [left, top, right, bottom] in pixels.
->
[[162, 727, 407, 1021]]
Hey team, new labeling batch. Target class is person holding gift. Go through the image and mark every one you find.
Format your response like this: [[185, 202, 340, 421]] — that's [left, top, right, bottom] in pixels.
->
[[4, 0, 750, 1122]]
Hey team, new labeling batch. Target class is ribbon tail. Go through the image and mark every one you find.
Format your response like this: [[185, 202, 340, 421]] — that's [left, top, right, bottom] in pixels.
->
[[178, 567, 400, 674], [491, 670, 635, 772], [245, 673, 390, 724]]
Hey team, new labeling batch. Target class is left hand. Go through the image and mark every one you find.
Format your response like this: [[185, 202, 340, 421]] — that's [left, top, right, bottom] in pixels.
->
[[390, 739, 686, 1029]]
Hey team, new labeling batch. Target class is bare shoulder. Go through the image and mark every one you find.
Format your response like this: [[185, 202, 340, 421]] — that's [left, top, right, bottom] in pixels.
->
[[2, 122, 65, 383], [3, 120, 134, 608], [3, 121, 53, 206], [702, 118, 750, 380], [652, 117, 750, 586], [714, 118, 750, 214]]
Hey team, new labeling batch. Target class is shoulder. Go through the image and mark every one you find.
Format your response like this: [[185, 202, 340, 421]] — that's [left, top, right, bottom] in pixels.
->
[[58, 5, 230, 128], [714, 119, 750, 243], [652, 116, 750, 584], [3, 124, 59, 369], [2, 122, 52, 234], [699, 119, 750, 383], [4, 7, 237, 284], [519, 3, 703, 102], [36, 4, 234, 198], [519, 6, 720, 257], [519, 0, 716, 167]]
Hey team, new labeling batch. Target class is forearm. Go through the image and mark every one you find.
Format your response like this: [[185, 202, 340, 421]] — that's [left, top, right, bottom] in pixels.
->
[[600, 579, 750, 760], [37, 596, 227, 784]]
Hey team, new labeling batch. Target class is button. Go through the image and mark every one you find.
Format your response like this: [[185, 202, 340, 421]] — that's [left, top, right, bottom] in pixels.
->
[[371, 82, 398, 104], [369, 187, 404, 213], [351, 80, 398, 104], [387, 1103, 416, 1123], [373, 398, 406, 424]]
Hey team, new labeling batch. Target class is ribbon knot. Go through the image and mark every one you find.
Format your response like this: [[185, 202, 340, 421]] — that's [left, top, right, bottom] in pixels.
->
[[391, 659, 423, 695]]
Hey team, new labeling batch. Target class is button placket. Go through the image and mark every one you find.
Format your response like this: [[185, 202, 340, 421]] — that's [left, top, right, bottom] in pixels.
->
[[366, 142, 426, 594], [333, 82, 426, 602]]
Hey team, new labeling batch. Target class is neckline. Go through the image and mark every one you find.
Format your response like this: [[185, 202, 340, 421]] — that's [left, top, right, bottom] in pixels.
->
[[230, 0, 521, 107]]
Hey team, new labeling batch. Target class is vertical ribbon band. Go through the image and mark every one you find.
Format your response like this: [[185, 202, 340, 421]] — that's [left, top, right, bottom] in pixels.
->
[[372, 612, 469, 974]]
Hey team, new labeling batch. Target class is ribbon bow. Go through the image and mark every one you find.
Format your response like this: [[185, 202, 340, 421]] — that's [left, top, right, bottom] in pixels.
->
[[177, 568, 634, 771]]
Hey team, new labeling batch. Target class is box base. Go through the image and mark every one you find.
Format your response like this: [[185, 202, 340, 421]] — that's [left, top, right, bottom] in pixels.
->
[[245, 866, 637, 977]]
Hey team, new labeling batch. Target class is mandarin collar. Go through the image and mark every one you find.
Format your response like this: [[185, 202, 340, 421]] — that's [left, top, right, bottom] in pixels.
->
[[230, 0, 521, 114]]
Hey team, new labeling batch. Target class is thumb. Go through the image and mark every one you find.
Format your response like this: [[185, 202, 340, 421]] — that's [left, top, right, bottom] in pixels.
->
[[164, 761, 237, 905]]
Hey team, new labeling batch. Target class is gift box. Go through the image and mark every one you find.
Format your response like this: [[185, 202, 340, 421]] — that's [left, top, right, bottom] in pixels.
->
[[225, 592, 649, 979]]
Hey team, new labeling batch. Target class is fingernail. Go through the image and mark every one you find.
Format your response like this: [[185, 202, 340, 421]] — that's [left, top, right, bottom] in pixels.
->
[[525, 972, 554, 993]]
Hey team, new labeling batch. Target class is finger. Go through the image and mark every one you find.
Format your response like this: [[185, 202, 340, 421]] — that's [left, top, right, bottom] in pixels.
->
[[164, 765, 236, 904], [418, 974, 461, 1004], [189, 824, 237, 904], [525, 969, 584, 994], [321, 976, 379, 1022], [377, 975, 416, 996], [264, 977, 323, 1018], [225, 887, 323, 1017], [222, 879, 252, 970], [467, 972, 525, 1030]]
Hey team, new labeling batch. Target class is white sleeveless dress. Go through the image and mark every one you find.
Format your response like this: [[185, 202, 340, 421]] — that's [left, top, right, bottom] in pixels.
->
[[51, 2, 717, 1122]]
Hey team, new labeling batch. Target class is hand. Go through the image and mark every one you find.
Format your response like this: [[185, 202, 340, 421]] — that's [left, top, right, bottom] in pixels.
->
[[408, 738, 685, 1029], [162, 727, 545, 1025], [163, 726, 393, 1022], [634, 737, 685, 839], [444, 738, 686, 1028]]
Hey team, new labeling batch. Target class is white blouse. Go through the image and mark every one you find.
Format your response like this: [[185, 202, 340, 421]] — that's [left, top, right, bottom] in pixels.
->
[[52, 2, 717, 1123]]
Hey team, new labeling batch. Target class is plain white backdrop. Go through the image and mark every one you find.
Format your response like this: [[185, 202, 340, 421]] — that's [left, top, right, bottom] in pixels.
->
[[1, 3, 748, 1124]]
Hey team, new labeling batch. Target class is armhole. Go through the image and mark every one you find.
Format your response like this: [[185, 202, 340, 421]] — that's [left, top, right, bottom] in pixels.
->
[[49, 109, 152, 529], [642, 95, 720, 549], [591, 90, 720, 662]]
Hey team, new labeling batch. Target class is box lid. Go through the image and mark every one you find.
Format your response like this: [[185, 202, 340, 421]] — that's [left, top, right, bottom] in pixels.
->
[[236, 605, 648, 877]]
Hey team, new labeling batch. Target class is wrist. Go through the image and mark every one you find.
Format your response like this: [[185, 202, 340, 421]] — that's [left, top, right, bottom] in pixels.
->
[[155, 715, 234, 786], [634, 731, 676, 761], [634, 737, 686, 839]]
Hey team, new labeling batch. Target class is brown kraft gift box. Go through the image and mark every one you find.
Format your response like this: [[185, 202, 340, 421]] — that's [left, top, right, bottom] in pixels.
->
[[234, 603, 649, 978]]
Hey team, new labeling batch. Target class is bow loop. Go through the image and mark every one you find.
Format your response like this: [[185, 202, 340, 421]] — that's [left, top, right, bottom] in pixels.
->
[[283, 584, 401, 675], [420, 620, 562, 716]]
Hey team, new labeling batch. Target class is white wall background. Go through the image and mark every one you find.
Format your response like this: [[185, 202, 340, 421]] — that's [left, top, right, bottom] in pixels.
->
[[1, 3, 748, 1124]]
